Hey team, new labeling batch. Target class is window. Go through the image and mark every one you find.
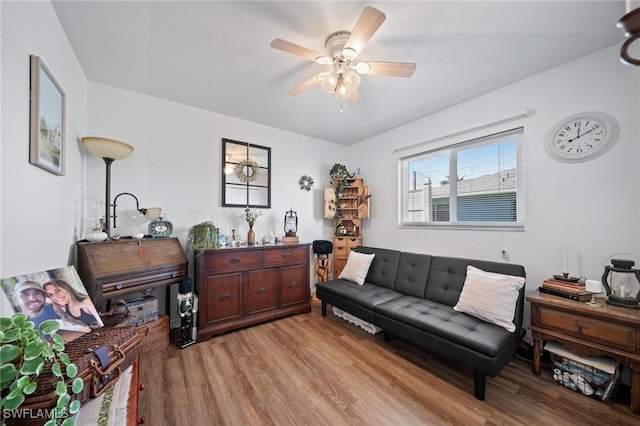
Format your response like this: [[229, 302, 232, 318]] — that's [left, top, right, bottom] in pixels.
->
[[399, 127, 523, 230]]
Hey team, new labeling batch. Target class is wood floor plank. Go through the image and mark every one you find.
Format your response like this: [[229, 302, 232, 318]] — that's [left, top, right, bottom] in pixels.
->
[[139, 300, 640, 425]]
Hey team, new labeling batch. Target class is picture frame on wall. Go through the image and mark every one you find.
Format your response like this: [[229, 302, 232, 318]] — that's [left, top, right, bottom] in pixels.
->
[[29, 55, 66, 176]]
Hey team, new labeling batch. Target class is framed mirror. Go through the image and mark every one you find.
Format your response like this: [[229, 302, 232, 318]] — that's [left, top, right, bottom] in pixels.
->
[[222, 138, 271, 208]]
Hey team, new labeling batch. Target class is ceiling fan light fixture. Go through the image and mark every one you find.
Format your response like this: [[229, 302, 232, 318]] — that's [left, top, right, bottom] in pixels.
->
[[342, 47, 358, 59], [354, 62, 371, 74], [315, 55, 332, 65]]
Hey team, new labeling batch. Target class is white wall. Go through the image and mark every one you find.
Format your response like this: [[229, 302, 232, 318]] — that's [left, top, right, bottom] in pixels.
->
[[85, 82, 346, 322], [352, 44, 640, 335], [1, 2, 87, 275]]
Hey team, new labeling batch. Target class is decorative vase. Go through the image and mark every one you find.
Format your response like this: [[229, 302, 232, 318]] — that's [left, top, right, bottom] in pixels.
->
[[247, 223, 255, 244]]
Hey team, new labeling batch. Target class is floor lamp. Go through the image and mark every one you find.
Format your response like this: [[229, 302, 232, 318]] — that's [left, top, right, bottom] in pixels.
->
[[81, 136, 134, 238]]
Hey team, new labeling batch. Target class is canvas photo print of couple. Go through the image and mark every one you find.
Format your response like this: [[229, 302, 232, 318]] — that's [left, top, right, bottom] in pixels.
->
[[1, 265, 103, 342]]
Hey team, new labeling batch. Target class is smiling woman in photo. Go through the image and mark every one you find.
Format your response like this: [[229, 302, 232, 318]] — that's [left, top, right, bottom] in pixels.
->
[[43, 279, 103, 330]]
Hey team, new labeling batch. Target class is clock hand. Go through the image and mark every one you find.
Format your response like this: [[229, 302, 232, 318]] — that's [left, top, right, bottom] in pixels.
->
[[568, 126, 598, 142]]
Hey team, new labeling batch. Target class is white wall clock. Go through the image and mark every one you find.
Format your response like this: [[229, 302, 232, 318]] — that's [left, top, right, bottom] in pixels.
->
[[545, 111, 618, 162]]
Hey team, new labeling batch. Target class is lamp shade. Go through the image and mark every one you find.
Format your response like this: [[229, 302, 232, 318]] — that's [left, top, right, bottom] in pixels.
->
[[81, 136, 134, 160], [585, 279, 603, 294]]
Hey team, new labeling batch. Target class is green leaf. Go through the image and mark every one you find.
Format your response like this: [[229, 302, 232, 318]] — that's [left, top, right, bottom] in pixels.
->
[[23, 381, 37, 395], [62, 417, 76, 426], [52, 361, 62, 377], [24, 340, 42, 360], [39, 319, 60, 334], [0, 344, 20, 363], [53, 340, 65, 352], [66, 363, 77, 378], [56, 393, 70, 410], [52, 333, 65, 346], [71, 377, 84, 394], [0, 316, 12, 328], [15, 375, 30, 389], [2, 328, 20, 341], [2, 392, 25, 410], [20, 356, 44, 375], [59, 351, 70, 365], [0, 363, 18, 390], [69, 398, 82, 414], [11, 313, 27, 327], [44, 420, 57, 426], [55, 379, 67, 396]]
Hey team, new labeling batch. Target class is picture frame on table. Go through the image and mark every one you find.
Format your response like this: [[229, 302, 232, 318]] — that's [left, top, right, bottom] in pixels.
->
[[29, 55, 66, 176]]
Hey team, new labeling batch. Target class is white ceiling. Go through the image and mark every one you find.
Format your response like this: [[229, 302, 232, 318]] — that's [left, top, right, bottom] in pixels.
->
[[51, 1, 626, 146]]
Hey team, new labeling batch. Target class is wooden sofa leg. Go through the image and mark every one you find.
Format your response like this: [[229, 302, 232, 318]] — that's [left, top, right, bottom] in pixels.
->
[[321, 301, 327, 316], [473, 371, 486, 401]]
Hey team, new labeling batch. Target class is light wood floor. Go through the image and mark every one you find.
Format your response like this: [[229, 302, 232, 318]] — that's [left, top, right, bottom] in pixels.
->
[[139, 299, 639, 425]]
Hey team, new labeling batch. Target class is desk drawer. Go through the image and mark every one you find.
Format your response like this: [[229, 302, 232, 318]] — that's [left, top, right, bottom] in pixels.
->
[[538, 306, 636, 352]]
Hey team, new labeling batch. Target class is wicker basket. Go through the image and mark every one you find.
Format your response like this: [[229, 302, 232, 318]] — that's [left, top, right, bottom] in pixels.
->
[[5, 327, 140, 426], [137, 314, 169, 358]]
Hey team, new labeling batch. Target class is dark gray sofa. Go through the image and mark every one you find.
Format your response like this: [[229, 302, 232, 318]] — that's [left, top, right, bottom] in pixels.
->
[[316, 246, 526, 401]]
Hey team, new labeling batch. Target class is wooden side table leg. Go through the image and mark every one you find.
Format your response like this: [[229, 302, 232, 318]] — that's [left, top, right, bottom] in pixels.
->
[[630, 362, 640, 414], [532, 334, 541, 375]]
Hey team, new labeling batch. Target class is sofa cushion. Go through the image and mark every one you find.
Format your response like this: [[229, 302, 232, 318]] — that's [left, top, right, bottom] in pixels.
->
[[453, 266, 525, 332], [393, 252, 432, 297], [354, 247, 401, 289], [425, 256, 526, 308], [317, 279, 403, 310], [339, 251, 375, 285], [375, 296, 514, 357]]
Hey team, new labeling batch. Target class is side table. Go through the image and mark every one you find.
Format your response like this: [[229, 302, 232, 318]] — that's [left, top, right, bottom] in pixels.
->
[[527, 292, 640, 414]]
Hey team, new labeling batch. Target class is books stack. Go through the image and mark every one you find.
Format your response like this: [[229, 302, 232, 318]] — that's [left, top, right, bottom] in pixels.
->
[[540, 278, 591, 301]]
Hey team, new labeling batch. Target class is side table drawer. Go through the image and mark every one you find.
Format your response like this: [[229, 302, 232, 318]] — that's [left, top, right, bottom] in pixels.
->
[[538, 306, 636, 352]]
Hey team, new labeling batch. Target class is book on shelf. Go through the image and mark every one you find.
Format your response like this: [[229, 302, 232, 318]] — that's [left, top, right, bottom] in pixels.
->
[[538, 286, 592, 302], [542, 280, 585, 294], [544, 278, 585, 288]]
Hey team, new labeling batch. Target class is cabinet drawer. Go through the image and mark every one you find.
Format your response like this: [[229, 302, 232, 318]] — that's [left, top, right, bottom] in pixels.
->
[[201, 250, 262, 272], [263, 247, 308, 266], [538, 306, 636, 352]]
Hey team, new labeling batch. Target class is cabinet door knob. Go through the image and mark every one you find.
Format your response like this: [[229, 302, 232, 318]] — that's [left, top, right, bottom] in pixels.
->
[[220, 294, 231, 301], [171, 272, 178, 278], [288, 282, 297, 289], [282, 252, 292, 259], [115, 283, 123, 290], [257, 288, 267, 294], [230, 257, 241, 264]]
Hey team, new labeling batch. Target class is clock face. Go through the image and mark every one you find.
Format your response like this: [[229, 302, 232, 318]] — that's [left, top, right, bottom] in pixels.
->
[[149, 219, 173, 238], [546, 111, 618, 162]]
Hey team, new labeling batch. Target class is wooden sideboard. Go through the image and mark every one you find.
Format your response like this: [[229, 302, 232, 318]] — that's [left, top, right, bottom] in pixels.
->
[[528, 292, 640, 413], [76, 237, 188, 310], [194, 243, 311, 341]]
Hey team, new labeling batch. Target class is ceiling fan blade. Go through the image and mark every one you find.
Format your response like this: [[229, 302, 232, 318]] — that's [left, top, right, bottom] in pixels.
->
[[347, 88, 361, 106], [286, 74, 321, 95], [270, 38, 327, 62], [363, 61, 417, 77], [343, 7, 386, 59]]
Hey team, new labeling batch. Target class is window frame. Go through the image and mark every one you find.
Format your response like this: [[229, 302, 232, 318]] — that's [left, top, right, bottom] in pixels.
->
[[398, 127, 524, 231]]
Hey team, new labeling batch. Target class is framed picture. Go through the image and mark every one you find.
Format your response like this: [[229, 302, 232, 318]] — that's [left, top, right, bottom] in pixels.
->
[[29, 55, 66, 175], [1, 265, 103, 343]]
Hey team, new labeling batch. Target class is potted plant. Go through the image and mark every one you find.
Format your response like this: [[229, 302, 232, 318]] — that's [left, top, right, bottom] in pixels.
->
[[187, 221, 220, 250], [0, 314, 84, 426]]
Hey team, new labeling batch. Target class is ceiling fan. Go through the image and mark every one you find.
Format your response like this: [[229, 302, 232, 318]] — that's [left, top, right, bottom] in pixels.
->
[[270, 6, 416, 106]]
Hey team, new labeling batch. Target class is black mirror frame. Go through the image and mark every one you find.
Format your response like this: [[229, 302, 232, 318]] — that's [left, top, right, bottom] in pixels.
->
[[222, 138, 271, 208]]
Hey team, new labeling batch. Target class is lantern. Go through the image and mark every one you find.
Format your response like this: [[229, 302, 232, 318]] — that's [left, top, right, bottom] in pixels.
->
[[601, 259, 640, 308]]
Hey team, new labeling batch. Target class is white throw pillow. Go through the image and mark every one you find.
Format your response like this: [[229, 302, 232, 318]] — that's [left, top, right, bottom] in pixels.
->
[[339, 251, 375, 285], [453, 265, 525, 332]]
